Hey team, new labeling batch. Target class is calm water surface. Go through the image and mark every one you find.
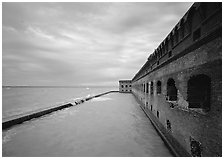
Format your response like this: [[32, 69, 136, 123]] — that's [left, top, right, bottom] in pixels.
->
[[2, 86, 116, 119], [2, 93, 173, 157]]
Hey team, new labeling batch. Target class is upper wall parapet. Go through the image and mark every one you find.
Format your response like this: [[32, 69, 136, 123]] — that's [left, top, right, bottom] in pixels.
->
[[132, 2, 222, 82]]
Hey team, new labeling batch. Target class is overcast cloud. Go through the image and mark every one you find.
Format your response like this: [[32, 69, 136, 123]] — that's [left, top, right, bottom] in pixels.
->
[[3, 2, 192, 86]]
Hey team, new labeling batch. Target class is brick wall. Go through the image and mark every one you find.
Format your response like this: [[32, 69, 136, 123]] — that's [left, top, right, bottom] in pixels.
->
[[132, 37, 222, 156]]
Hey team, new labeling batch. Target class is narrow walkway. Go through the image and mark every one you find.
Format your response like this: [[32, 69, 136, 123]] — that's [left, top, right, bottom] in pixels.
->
[[2, 93, 173, 157]]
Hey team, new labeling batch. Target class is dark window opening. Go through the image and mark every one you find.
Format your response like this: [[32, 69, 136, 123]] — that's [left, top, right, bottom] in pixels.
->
[[143, 83, 145, 92], [150, 105, 153, 111], [168, 51, 172, 58], [157, 61, 159, 65], [166, 120, 171, 131], [157, 111, 159, 118], [126, 85, 128, 87], [146, 83, 149, 93], [190, 137, 202, 157], [129, 85, 131, 87], [187, 74, 211, 111], [167, 78, 177, 101], [193, 28, 201, 41], [121, 85, 123, 88], [157, 81, 162, 94], [150, 82, 154, 95]]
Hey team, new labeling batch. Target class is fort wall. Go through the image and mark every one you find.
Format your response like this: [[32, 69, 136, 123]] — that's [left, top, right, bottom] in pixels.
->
[[131, 2, 222, 157]]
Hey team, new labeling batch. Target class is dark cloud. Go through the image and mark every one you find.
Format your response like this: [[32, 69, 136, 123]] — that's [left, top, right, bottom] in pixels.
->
[[2, 2, 193, 86]]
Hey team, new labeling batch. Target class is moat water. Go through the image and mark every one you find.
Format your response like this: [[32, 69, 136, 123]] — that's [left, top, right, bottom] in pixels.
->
[[2, 92, 173, 157], [2, 86, 116, 119]]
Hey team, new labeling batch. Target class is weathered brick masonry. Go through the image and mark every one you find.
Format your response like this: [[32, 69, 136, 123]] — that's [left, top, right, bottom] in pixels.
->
[[131, 3, 221, 157]]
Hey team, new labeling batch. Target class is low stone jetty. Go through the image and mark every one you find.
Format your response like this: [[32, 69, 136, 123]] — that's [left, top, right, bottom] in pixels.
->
[[2, 90, 119, 130]]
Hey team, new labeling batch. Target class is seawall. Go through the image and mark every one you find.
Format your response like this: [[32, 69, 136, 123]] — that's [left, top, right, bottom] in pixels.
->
[[2, 90, 119, 130]]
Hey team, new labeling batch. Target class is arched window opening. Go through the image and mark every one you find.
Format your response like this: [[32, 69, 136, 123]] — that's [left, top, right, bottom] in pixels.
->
[[168, 51, 172, 58], [167, 78, 177, 101], [187, 74, 211, 111], [150, 81, 154, 95], [157, 81, 162, 94], [146, 83, 149, 93], [157, 111, 159, 118]]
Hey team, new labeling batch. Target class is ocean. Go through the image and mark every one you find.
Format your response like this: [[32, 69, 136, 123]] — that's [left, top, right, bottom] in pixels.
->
[[2, 86, 117, 119]]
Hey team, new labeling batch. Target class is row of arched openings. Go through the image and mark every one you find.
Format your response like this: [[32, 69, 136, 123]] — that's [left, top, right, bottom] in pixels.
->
[[140, 74, 211, 111], [144, 80, 167, 95], [167, 75, 211, 111]]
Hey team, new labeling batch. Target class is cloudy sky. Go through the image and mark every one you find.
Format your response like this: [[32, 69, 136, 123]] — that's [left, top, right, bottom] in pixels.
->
[[3, 2, 192, 86]]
